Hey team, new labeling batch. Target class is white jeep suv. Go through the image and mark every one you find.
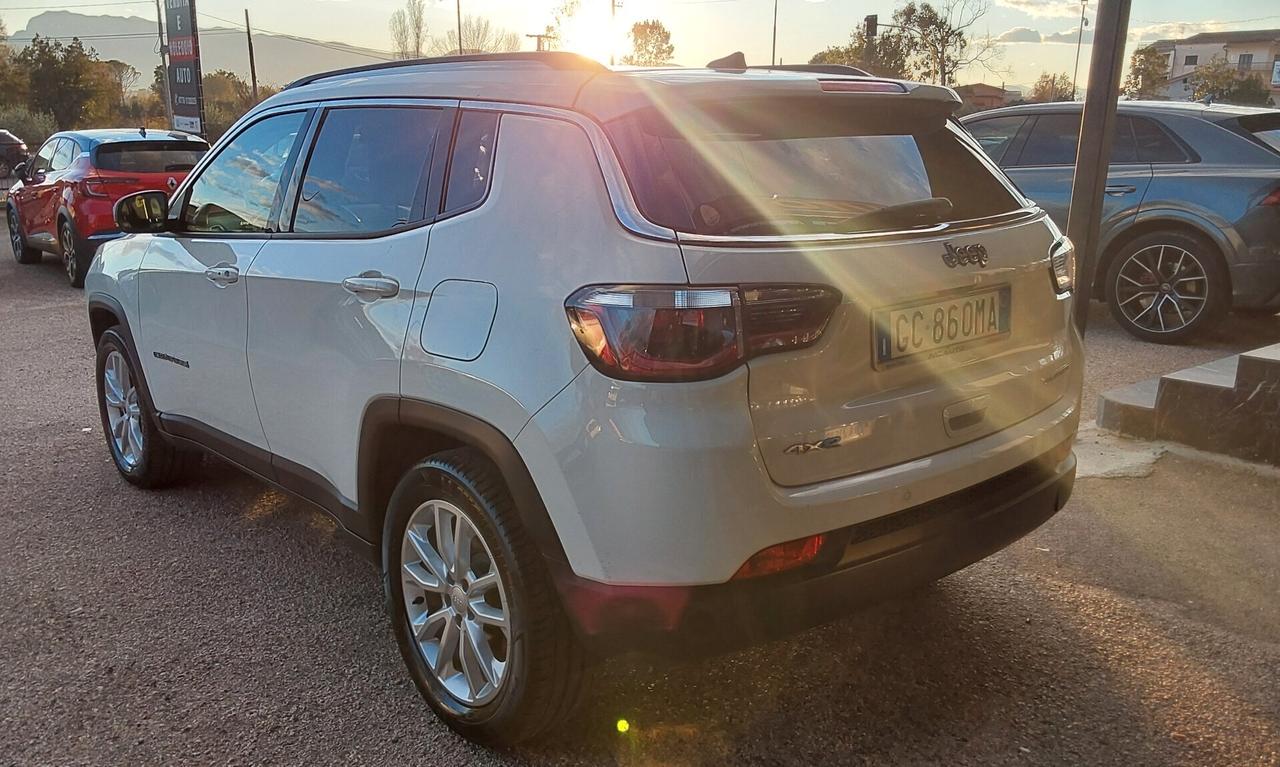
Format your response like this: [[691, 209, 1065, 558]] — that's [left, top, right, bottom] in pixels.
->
[[86, 52, 1082, 743]]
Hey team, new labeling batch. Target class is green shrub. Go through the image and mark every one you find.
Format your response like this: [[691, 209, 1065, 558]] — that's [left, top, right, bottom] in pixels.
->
[[0, 104, 58, 148]]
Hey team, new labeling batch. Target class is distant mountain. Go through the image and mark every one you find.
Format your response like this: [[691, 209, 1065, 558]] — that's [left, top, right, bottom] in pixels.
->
[[8, 11, 393, 88]]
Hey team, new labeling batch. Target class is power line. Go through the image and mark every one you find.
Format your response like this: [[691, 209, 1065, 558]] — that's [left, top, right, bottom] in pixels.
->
[[0, 1, 147, 9], [196, 10, 393, 61], [11, 30, 240, 41]]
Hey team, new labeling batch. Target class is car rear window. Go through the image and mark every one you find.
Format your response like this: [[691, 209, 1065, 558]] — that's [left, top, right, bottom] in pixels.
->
[[95, 142, 208, 173], [605, 101, 1022, 237], [1231, 113, 1280, 154]]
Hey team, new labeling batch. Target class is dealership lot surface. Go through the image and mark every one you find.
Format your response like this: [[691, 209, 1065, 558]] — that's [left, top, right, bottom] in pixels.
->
[[2, 229, 1278, 765]]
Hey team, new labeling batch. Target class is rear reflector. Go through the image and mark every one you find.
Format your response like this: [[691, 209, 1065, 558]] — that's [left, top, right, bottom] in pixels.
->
[[733, 533, 827, 579], [819, 80, 907, 93]]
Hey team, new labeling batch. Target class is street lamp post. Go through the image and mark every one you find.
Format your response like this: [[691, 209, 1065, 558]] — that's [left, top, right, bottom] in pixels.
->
[[771, 0, 779, 66], [1071, 0, 1088, 99]]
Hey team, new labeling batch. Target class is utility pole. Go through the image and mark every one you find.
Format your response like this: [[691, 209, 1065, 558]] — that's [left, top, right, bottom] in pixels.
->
[[771, 0, 779, 66], [526, 33, 555, 52], [154, 0, 173, 127], [609, 0, 621, 66], [1071, 0, 1088, 100], [1067, 0, 1132, 334], [244, 9, 259, 102], [456, 0, 463, 55]]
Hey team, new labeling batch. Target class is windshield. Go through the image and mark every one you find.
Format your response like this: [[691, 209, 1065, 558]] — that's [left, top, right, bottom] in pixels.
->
[[95, 141, 208, 173], [606, 106, 1022, 236]]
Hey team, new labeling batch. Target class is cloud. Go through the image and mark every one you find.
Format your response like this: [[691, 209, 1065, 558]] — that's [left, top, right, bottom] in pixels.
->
[[996, 26, 1043, 43], [1042, 26, 1093, 44], [996, 0, 1086, 19]]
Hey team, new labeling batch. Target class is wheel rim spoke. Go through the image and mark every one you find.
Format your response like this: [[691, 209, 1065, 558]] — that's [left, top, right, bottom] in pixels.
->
[[1117, 244, 1208, 333], [400, 498, 510, 706]]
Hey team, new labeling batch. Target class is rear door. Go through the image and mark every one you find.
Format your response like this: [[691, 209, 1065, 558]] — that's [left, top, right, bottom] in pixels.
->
[[1003, 113, 1151, 230], [607, 102, 1076, 487], [246, 100, 451, 505]]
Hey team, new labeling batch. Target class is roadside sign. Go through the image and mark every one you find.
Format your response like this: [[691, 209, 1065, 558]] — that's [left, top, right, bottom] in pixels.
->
[[1272, 59, 1280, 87], [165, 0, 207, 136]]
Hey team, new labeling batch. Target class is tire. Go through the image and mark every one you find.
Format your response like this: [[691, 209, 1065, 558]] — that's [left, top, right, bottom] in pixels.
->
[[59, 217, 89, 289], [95, 328, 200, 488], [384, 448, 586, 744], [7, 204, 41, 265], [1105, 229, 1229, 344]]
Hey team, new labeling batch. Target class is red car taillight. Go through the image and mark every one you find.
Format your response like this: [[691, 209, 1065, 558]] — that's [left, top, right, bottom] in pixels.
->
[[565, 284, 841, 382], [1262, 187, 1280, 207], [80, 178, 112, 198]]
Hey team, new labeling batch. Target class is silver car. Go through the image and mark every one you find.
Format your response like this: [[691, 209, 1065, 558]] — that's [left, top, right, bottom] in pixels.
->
[[963, 102, 1280, 343]]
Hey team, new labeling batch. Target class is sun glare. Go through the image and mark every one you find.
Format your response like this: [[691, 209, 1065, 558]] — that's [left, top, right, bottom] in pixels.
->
[[555, 5, 624, 65]]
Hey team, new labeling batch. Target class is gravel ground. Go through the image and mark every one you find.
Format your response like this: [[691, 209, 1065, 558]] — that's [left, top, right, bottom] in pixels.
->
[[2, 225, 1279, 766]]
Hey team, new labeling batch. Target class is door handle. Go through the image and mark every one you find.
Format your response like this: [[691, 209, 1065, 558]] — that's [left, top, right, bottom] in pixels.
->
[[342, 272, 399, 299], [1104, 184, 1137, 196], [203, 263, 239, 287]]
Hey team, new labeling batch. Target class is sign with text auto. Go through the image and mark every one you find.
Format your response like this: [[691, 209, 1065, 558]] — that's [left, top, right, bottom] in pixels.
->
[[165, 0, 206, 135], [1272, 59, 1280, 88]]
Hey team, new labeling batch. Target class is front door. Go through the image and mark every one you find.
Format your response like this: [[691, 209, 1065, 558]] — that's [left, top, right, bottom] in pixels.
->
[[247, 102, 449, 508], [137, 109, 311, 463], [13, 138, 66, 248]]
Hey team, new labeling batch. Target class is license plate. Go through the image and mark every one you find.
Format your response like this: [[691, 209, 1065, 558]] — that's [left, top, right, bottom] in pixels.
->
[[875, 286, 1011, 364]]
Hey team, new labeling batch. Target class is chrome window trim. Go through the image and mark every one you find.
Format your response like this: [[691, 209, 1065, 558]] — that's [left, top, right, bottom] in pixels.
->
[[674, 207, 1048, 247]]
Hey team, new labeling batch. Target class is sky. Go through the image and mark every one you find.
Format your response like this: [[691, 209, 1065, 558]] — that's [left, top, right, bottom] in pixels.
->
[[3, 0, 1279, 88]]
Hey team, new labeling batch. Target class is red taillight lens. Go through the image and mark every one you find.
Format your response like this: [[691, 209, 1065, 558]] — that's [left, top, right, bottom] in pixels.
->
[[733, 533, 827, 580], [1262, 187, 1280, 207], [566, 284, 841, 382], [81, 178, 111, 198]]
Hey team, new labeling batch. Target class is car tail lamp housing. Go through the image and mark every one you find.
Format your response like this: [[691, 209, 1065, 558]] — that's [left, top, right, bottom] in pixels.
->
[[733, 533, 827, 579], [566, 284, 841, 382], [1049, 237, 1076, 295], [1262, 187, 1280, 207], [81, 178, 112, 198]]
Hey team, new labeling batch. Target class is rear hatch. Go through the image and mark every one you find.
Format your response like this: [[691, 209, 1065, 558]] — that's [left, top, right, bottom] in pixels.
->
[[604, 79, 1074, 487], [88, 139, 208, 198]]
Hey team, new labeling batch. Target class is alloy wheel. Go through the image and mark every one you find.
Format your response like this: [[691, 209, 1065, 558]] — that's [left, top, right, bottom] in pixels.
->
[[61, 225, 77, 282], [103, 350, 144, 469], [8, 208, 21, 258], [401, 499, 510, 706], [1113, 244, 1208, 335]]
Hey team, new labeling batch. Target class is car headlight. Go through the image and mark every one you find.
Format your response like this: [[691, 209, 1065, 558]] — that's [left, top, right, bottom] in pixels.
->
[[1049, 237, 1075, 295]]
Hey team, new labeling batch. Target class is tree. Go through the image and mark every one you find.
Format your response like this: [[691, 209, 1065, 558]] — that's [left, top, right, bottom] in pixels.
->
[[894, 0, 1004, 86], [1123, 45, 1168, 100], [0, 15, 30, 108], [1031, 72, 1073, 102], [620, 20, 675, 66], [809, 26, 912, 79], [427, 15, 520, 56], [16, 36, 99, 129], [1225, 74, 1274, 106], [1189, 54, 1238, 102], [541, 0, 579, 51], [102, 60, 140, 107], [389, 0, 427, 59]]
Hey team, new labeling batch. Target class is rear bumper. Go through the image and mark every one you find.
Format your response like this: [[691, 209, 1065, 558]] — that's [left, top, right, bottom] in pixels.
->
[[1230, 261, 1280, 309], [554, 446, 1075, 657]]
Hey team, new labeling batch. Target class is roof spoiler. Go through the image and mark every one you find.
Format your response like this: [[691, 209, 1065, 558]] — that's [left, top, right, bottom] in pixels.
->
[[753, 64, 872, 77]]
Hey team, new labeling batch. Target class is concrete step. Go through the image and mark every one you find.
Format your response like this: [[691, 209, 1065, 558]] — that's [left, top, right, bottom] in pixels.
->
[[1097, 344, 1280, 466]]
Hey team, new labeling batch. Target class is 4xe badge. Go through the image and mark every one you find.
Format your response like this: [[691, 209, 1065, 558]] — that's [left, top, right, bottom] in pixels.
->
[[942, 242, 989, 268]]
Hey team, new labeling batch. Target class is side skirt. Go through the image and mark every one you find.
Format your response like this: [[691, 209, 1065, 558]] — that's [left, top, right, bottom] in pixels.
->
[[157, 413, 378, 563]]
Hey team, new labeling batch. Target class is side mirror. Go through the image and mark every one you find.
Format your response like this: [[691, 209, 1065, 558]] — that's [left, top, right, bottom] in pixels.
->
[[12, 162, 26, 180], [114, 190, 170, 234]]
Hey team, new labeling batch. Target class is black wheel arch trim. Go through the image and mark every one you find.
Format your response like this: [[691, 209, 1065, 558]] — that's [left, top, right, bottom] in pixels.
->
[[87, 293, 163, 434], [360, 396, 569, 569]]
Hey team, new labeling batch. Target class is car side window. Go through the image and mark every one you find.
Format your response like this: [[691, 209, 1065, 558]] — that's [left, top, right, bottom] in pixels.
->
[[966, 116, 1026, 165], [292, 106, 444, 234], [31, 139, 59, 174], [442, 110, 500, 216], [50, 138, 76, 171], [181, 111, 306, 234], [1131, 117, 1188, 163], [1013, 113, 1138, 167]]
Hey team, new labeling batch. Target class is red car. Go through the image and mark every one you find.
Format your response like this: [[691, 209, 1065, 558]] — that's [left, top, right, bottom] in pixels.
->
[[7, 129, 208, 287]]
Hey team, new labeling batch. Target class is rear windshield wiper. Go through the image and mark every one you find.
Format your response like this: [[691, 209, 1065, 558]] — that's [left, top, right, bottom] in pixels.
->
[[837, 197, 954, 231]]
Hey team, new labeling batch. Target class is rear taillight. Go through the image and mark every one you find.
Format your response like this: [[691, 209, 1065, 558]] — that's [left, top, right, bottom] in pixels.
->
[[566, 284, 841, 382], [1049, 237, 1075, 295], [1262, 187, 1280, 207], [81, 178, 111, 198], [733, 533, 827, 579]]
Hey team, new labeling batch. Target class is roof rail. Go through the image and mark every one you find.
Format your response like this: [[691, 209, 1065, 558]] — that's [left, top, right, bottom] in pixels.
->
[[284, 51, 608, 90], [753, 64, 872, 77]]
